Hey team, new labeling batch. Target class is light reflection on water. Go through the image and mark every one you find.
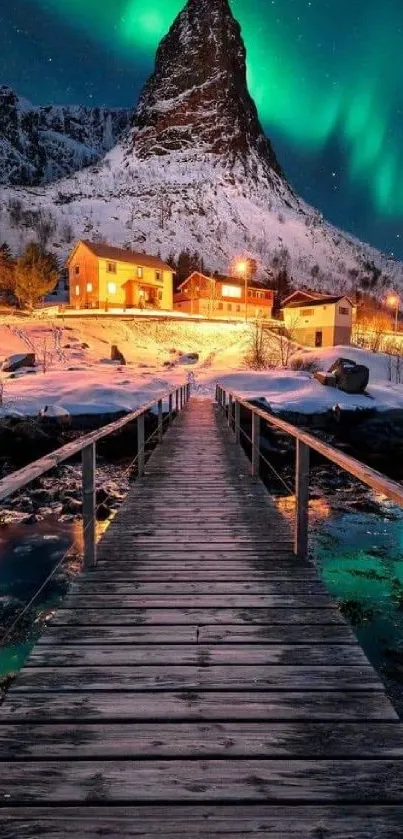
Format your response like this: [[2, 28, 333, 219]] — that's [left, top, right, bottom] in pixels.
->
[[275, 492, 403, 714]]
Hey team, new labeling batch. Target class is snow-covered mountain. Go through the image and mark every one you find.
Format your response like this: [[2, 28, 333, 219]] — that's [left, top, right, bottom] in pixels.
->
[[0, 0, 402, 293], [0, 85, 131, 185]]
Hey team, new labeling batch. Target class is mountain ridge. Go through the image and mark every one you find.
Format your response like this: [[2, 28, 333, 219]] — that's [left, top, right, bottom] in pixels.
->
[[0, 0, 401, 295]]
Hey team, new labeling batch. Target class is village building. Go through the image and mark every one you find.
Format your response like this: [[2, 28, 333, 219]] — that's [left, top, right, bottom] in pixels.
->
[[174, 272, 274, 319], [282, 291, 354, 347], [67, 241, 174, 311]]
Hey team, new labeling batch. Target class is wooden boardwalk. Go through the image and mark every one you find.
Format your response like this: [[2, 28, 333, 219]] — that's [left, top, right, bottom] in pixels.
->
[[1, 398, 403, 837]]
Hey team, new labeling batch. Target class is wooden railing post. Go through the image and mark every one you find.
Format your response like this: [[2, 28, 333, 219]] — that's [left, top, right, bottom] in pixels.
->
[[180, 386, 184, 410], [251, 412, 260, 477], [228, 393, 233, 430], [187, 382, 191, 401], [158, 399, 163, 442], [168, 393, 173, 423], [295, 439, 310, 560], [82, 443, 96, 569], [235, 400, 240, 444], [137, 412, 145, 477], [175, 388, 179, 413]]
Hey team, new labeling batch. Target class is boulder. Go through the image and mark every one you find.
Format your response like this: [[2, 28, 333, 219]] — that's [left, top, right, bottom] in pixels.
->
[[329, 358, 369, 394], [2, 353, 36, 373], [111, 345, 126, 365]]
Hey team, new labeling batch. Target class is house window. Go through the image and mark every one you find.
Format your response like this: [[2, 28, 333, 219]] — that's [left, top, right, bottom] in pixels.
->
[[137, 266, 144, 279], [74, 266, 80, 275], [301, 308, 314, 317], [217, 302, 223, 310], [155, 270, 162, 282], [222, 284, 242, 298], [107, 282, 117, 295], [107, 262, 117, 274], [86, 283, 93, 293], [75, 285, 79, 296], [227, 303, 232, 312], [236, 305, 241, 312], [339, 306, 349, 315]]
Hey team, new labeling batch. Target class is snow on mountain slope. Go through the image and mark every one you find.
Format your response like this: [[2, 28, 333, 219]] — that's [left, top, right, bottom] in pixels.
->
[[0, 85, 131, 186], [0, 0, 402, 294]]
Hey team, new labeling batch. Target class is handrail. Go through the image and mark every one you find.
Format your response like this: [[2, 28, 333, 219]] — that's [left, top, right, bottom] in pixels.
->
[[0, 384, 188, 503], [0, 382, 191, 570], [216, 382, 403, 558]]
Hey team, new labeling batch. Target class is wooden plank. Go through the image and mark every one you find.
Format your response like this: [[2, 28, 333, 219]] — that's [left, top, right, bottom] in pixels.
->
[[0, 722, 402, 759], [38, 623, 357, 645], [51, 607, 347, 626], [13, 664, 381, 692], [62, 594, 336, 608], [2, 690, 396, 721], [30, 644, 366, 667], [1, 759, 403, 802], [70, 581, 328, 595], [2, 805, 403, 838]]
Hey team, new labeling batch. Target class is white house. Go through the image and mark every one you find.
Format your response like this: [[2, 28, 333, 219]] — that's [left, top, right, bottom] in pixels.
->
[[282, 291, 354, 348]]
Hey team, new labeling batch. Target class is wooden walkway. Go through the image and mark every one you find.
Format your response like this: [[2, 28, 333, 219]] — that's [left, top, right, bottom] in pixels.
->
[[1, 398, 403, 837]]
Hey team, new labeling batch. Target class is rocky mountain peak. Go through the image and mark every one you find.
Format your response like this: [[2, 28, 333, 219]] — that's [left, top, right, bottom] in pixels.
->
[[130, 0, 282, 177]]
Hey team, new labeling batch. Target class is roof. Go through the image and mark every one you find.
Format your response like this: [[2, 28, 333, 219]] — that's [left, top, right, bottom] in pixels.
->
[[68, 240, 174, 272], [283, 295, 353, 310], [281, 289, 332, 307], [177, 271, 272, 292]]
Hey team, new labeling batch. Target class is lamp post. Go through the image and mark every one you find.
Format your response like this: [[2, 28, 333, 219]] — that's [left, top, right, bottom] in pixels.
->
[[235, 259, 249, 322], [387, 293, 399, 332]]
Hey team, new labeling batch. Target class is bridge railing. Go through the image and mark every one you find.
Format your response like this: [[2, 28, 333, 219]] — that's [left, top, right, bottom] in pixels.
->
[[216, 382, 403, 560], [0, 382, 191, 569]]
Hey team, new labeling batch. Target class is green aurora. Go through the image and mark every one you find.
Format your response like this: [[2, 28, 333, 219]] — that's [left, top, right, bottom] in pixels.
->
[[13, 0, 403, 225]]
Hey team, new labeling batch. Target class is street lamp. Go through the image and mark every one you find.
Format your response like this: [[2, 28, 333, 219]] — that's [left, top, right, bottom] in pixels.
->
[[235, 259, 249, 322], [387, 293, 399, 332]]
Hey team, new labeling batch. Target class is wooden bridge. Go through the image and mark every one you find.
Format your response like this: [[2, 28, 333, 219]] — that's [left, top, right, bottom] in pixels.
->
[[1, 389, 403, 837]]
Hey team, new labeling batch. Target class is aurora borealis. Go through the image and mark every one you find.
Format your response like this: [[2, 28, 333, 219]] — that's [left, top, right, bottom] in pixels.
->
[[2, 0, 403, 257]]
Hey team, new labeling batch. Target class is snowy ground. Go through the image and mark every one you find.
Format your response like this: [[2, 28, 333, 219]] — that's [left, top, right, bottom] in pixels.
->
[[219, 346, 403, 414], [1, 316, 403, 418]]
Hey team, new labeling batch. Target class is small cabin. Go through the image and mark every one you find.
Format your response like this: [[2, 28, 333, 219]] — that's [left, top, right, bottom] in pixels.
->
[[67, 241, 174, 311], [282, 292, 354, 348], [174, 272, 274, 319]]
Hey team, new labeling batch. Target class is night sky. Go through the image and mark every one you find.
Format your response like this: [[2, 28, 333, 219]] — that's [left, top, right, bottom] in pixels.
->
[[1, 0, 403, 259]]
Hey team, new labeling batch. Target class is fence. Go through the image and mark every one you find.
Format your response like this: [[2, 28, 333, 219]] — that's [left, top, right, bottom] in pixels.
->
[[0, 383, 190, 570], [216, 383, 403, 560]]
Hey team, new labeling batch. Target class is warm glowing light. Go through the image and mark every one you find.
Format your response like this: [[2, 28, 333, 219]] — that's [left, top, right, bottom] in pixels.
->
[[107, 282, 117, 294], [234, 259, 248, 276], [387, 294, 399, 307], [86, 283, 93, 293]]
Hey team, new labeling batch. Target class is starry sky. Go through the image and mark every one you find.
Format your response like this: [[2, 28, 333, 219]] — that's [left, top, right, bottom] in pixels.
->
[[1, 0, 403, 259]]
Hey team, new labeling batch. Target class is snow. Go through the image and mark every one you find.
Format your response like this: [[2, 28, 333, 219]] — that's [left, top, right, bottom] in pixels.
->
[[219, 346, 403, 415], [0, 317, 403, 419]]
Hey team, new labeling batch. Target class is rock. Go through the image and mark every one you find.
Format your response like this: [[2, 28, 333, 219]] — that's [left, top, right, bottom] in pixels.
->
[[111, 345, 126, 365], [38, 405, 71, 426], [2, 353, 35, 372]]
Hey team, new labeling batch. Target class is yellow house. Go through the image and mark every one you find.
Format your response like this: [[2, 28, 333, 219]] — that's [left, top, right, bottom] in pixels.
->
[[67, 240, 174, 311], [282, 291, 354, 347]]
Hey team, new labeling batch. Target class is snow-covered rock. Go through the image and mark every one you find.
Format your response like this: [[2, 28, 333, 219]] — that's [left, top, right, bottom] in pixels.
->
[[2, 352, 36, 372], [0, 85, 131, 186]]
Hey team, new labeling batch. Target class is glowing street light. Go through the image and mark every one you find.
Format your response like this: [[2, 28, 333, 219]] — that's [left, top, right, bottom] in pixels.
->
[[387, 293, 399, 332], [234, 258, 249, 322]]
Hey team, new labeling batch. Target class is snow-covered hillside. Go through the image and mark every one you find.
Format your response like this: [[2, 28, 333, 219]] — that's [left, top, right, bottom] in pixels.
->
[[0, 85, 131, 186], [0, 0, 402, 294]]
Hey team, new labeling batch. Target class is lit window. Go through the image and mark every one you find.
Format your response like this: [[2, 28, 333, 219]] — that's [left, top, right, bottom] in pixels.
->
[[107, 262, 117, 274], [155, 270, 162, 282], [222, 284, 242, 298], [107, 282, 117, 295], [137, 266, 144, 279], [75, 285, 79, 296], [86, 283, 93, 293], [74, 266, 80, 275]]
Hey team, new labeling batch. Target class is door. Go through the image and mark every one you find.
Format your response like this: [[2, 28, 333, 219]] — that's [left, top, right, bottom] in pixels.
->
[[124, 281, 135, 308], [315, 330, 323, 347]]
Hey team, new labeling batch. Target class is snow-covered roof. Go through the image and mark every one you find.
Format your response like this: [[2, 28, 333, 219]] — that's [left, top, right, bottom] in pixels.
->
[[68, 241, 174, 273], [283, 295, 353, 310], [177, 271, 271, 292]]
